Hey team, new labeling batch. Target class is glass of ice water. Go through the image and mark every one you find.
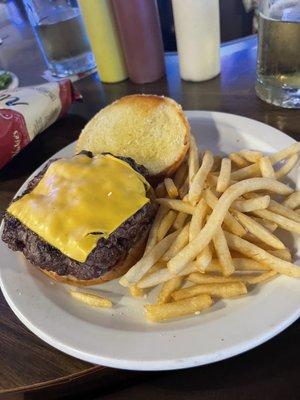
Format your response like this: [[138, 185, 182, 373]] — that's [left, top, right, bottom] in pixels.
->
[[256, 0, 300, 108], [24, 0, 95, 77]]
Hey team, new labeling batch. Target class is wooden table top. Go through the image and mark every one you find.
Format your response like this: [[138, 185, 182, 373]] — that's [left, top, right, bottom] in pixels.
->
[[0, 8, 299, 400]]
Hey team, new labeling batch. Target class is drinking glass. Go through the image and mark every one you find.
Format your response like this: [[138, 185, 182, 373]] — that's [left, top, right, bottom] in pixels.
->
[[255, 0, 300, 108], [23, 0, 95, 77]]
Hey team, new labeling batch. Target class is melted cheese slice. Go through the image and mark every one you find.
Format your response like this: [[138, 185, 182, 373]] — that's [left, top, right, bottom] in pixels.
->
[[8, 154, 150, 262]]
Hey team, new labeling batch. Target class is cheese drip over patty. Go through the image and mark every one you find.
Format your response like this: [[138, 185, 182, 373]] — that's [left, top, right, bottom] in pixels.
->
[[8, 154, 150, 262]]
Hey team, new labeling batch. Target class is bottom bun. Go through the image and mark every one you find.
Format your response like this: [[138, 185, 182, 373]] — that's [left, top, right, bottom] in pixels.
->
[[40, 232, 147, 286]]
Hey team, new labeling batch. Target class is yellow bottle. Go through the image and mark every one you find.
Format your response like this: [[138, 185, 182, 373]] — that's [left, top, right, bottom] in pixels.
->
[[78, 0, 127, 83]]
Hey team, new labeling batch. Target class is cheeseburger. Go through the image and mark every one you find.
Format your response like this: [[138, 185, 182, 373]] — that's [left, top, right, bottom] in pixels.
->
[[2, 95, 190, 285]]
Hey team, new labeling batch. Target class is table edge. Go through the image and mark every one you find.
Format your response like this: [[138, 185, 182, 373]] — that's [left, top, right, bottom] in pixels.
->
[[0, 366, 103, 394]]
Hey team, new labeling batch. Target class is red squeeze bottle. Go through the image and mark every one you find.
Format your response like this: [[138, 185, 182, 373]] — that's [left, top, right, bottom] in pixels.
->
[[112, 0, 165, 84]]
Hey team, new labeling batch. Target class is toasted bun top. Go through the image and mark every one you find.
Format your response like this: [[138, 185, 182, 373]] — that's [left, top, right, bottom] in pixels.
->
[[76, 94, 190, 177]]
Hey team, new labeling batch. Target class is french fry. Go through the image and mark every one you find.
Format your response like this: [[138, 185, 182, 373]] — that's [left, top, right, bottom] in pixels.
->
[[173, 211, 188, 230], [189, 198, 208, 241], [116, 142, 300, 323], [232, 195, 270, 212], [157, 210, 177, 241], [172, 281, 247, 301], [202, 188, 218, 207], [137, 262, 197, 288], [206, 173, 218, 188], [188, 134, 200, 185], [204, 189, 246, 236], [269, 248, 292, 262], [206, 258, 271, 272], [188, 270, 276, 285], [129, 285, 144, 298], [162, 222, 190, 261], [211, 155, 222, 172], [155, 182, 167, 198], [188, 270, 278, 286], [239, 271, 277, 285], [223, 212, 247, 236], [144, 206, 168, 254], [216, 158, 231, 193], [157, 276, 184, 304], [145, 261, 166, 276], [188, 150, 214, 205], [232, 143, 300, 180], [204, 259, 223, 273], [164, 178, 179, 199], [213, 227, 235, 276], [243, 232, 267, 245], [229, 153, 249, 168], [268, 199, 300, 223], [230, 250, 244, 258], [233, 210, 285, 249], [239, 150, 263, 163], [275, 154, 299, 179], [252, 217, 278, 232], [283, 191, 300, 210], [195, 244, 213, 272], [231, 163, 260, 181], [120, 230, 180, 287], [145, 294, 212, 322], [179, 176, 189, 198], [259, 156, 275, 178], [70, 291, 112, 308], [225, 231, 300, 277], [156, 198, 195, 214], [167, 178, 292, 274], [270, 142, 300, 164], [173, 161, 188, 188], [244, 192, 300, 223], [188, 272, 240, 284], [234, 258, 272, 271], [244, 240, 275, 251], [253, 209, 300, 234]]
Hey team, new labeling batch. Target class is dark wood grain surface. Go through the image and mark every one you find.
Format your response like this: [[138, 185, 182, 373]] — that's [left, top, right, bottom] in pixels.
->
[[0, 6, 299, 399]]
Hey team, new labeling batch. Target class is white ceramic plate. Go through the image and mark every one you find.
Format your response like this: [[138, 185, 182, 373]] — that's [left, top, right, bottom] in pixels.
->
[[0, 111, 299, 371]]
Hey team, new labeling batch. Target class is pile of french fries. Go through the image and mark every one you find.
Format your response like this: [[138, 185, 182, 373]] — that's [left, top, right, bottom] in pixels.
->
[[117, 138, 300, 322]]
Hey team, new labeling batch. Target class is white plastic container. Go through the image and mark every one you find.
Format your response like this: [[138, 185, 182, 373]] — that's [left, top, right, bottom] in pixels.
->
[[172, 0, 220, 82]]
